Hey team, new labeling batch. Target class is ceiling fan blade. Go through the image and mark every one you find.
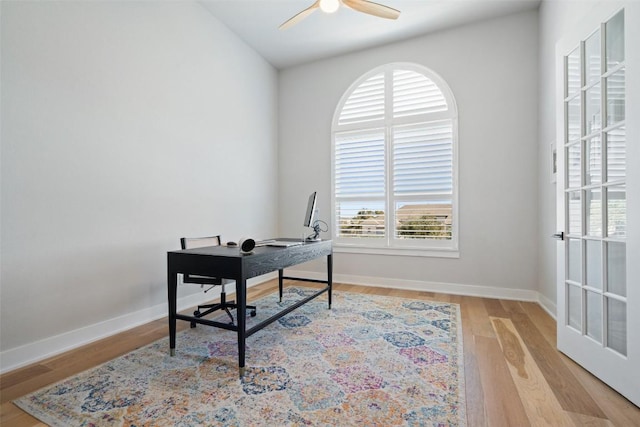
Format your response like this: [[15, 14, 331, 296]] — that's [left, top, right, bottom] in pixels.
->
[[342, 0, 400, 20], [279, 1, 320, 30]]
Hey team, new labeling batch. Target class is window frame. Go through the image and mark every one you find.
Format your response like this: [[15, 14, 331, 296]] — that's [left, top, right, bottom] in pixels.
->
[[331, 62, 459, 258]]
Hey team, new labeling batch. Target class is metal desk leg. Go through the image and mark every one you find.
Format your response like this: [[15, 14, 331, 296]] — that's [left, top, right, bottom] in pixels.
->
[[278, 269, 284, 302], [327, 253, 333, 309], [168, 263, 177, 356], [236, 277, 247, 378]]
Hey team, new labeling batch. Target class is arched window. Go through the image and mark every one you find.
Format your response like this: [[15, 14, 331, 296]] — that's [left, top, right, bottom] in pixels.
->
[[331, 63, 458, 256]]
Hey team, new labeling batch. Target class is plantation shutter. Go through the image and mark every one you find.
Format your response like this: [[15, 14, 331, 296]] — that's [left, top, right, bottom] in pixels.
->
[[393, 122, 453, 195], [335, 130, 386, 198], [334, 129, 386, 238], [338, 73, 385, 126], [392, 121, 453, 240], [333, 64, 457, 248], [393, 69, 448, 118]]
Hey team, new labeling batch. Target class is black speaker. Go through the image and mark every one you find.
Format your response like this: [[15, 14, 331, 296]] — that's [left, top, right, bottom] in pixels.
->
[[239, 238, 255, 254]]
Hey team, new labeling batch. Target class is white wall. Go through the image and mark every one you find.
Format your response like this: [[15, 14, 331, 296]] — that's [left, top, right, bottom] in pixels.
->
[[279, 11, 539, 297], [0, 1, 278, 371]]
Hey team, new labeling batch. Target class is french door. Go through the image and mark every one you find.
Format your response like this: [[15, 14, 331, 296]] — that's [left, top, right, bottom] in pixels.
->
[[556, 4, 639, 406]]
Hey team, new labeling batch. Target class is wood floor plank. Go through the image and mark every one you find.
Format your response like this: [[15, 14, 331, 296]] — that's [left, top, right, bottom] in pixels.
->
[[567, 411, 615, 427], [483, 298, 510, 318], [509, 311, 607, 418], [491, 317, 576, 426], [431, 292, 452, 302], [464, 296, 496, 338], [519, 301, 557, 347], [475, 335, 531, 427], [560, 354, 640, 426], [461, 349, 487, 427], [454, 295, 487, 427], [0, 365, 51, 392], [0, 402, 43, 427], [1, 369, 71, 404], [500, 299, 527, 315]]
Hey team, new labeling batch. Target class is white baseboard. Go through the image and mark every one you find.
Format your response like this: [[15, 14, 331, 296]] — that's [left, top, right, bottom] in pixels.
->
[[537, 292, 558, 320], [287, 269, 542, 302], [0, 273, 276, 374]]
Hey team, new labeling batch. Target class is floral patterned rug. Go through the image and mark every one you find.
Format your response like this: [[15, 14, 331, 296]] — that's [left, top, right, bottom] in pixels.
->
[[15, 287, 466, 426]]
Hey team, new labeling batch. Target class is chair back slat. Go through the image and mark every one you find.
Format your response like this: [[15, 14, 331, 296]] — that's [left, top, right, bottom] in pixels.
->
[[180, 235, 221, 250], [180, 235, 222, 284]]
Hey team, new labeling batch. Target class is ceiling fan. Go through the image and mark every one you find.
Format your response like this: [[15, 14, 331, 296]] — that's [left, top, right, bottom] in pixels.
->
[[279, 0, 401, 30]]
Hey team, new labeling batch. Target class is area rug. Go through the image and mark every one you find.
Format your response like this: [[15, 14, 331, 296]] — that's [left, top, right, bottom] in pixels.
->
[[15, 287, 466, 426]]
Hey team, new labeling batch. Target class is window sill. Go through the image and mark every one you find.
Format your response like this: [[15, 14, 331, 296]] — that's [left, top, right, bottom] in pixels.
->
[[334, 244, 460, 259]]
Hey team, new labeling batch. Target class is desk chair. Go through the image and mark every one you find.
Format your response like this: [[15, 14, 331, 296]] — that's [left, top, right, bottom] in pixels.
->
[[180, 235, 256, 327]]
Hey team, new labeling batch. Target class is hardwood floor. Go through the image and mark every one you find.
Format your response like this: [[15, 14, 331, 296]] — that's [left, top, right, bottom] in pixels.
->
[[1, 280, 639, 426]]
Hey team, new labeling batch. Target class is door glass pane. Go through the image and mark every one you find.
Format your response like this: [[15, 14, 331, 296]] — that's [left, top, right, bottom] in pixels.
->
[[586, 188, 602, 236], [607, 242, 626, 297], [606, 10, 624, 71], [568, 238, 581, 283], [567, 142, 581, 188], [606, 298, 626, 356], [586, 136, 602, 185], [568, 191, 581, 235], [607, 185, 626, 237], [586, 240, 602, 289], [567, 97, 581, 141], [568, 284, 582, 330], [585, 30, 601, 85], [586, 83, 601, 134], [586, 291, 602, 342], [606, 68, 625, 125], [567, 47, 581, 96], [607, 126, 626, 181]]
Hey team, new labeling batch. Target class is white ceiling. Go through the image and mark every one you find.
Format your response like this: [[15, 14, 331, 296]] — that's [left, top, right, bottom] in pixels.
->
[[201, 0, 540, 69]]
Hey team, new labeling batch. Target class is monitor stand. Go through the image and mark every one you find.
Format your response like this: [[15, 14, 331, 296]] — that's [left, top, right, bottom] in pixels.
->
[[306, 223, 322, 241]]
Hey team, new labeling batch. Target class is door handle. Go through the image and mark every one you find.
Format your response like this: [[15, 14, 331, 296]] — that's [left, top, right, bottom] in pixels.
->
[[552, 231, 564, 240]]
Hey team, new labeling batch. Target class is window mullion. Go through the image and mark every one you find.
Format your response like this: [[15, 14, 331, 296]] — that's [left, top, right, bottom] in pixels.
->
[[385, 69, 394, 247]]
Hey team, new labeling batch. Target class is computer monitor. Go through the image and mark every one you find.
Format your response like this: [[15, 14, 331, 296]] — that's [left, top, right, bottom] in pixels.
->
[[303, 191, 321, 241], [303, 191, 317, 227]]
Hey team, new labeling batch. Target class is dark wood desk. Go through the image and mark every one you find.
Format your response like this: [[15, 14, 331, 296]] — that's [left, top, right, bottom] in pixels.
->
[[167, 239, 332, 376]]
